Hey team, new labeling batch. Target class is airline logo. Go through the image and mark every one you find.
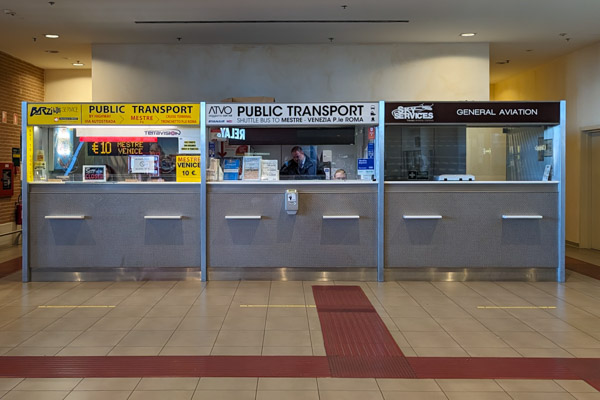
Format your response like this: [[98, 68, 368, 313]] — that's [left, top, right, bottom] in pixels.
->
[[391, 104, 434, 120]]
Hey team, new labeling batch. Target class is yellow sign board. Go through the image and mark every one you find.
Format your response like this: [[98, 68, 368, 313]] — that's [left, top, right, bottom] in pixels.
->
[[81, 104, 200, 125], [176, 155, 201, 182], [27, 127, 34, 182], [27, 104, 81, 125]]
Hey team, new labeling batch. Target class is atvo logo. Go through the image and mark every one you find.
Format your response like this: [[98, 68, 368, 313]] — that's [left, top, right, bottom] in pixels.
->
[[208, 105, 233, 115]]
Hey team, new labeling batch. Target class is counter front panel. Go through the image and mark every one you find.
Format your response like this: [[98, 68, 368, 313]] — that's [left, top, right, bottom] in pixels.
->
[[28, 184, 201, 273], [208, 183, 377, 269], [385, 183, 558, 269]]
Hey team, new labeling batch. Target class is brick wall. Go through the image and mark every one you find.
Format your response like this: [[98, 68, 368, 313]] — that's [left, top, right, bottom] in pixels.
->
[[0, 51, 44, 225]]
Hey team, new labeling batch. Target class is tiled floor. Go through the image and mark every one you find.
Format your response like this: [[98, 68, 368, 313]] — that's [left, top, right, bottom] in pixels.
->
[[0, 243, 598, 398]]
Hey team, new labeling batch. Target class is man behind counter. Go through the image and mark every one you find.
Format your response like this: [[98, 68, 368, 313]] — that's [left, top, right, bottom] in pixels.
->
[[280, 146, 317, 177]]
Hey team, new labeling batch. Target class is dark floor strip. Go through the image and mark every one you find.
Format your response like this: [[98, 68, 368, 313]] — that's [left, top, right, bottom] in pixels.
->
[[566, 256, 600, 280]]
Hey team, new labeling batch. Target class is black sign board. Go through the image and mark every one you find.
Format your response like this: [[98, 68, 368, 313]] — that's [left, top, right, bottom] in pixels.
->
[[385, 102, 560, 124], [88, 142, 151, 156]]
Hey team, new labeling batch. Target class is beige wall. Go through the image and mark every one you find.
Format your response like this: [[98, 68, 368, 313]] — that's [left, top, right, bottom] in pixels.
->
[[492, 41, 600, 245], [45, 69, 92, 102], [91, 43, 490, 102]]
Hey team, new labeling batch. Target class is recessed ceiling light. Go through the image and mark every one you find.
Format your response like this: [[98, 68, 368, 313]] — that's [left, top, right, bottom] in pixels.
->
[[460, 33, 476, 37], [72, 61, 84, 67], [45, 34, 59, 39], [45, 50, 59, 53]]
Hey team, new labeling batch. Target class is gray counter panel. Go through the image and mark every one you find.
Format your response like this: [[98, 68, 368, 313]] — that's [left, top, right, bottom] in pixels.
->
[[385, 189, 558, 268], [208, 184, 377, 268], [29, 185, 201, 270]]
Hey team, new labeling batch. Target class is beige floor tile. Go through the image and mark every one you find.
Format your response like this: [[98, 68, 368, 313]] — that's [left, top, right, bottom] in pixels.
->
[[103, 306, 152, 318], [507, 393, 579, 400], [377, 378, 441, 392], [257, 391, 318, 400], [68, 331, 127, 347], [194, 296, 234, 307], [89, 317, 141, 331], [159, 346, 212, 355], [436, 318, 489, 332], [177, 317, 224, 330], [64, 390, 132, 400], [312, 346, 327, 355], [0, 378, 24, 391], [477, 318, 534, 332], [445, 392, 512, 400], [4, 346, 61, 356], [390, 331, 410, 347], [413, 347, 470, 357], [554, 380, 598, 393], [129, 391, 193, 400], [265, 316, 309, 331], [0, 318, 57, 331], [74, 378, 141, 391], [566, 348, 600, 357], [403, 331, 461, 348], [133, 317, 182, 331], [210, 346, 263, 355], [136, 377, 199, 390], [382, 392, 448, 400], [319, 391, 384, 400], [384, 306, 430, 318], [496, 379, 566, 392], [258, 378, 317, 391], [317, 378, 379, 391], [156, 296, 198, 306], [1, 391, 70, 400], [165, 330, 218, 347], [541, 331, 600, 348], [44, 318, 99, 332], [571, 393, 600, 400], [14, 378, 82, 391], [198, 377, 257, 390], [496, 331, 560, 348], [262, 346, 313, 355], [116, 330, 173, 347], [108, 346, 162, 355], [392, 317, 443, 332], [464, 348, 523, 357], [515, 348, 575, 357], [309, 330, 324, 346], [145, 305, 191, 318], [263, 330, 311, 347], [192, 390, 255, 400], [214, 330, 264, 347], [436, 379, 503, 392], [448, 331, 510, 348], [524, 318, 579, 332], [19, 331, 82, 347], [221, 316, 266, 331], [56, 347, 112, 356]]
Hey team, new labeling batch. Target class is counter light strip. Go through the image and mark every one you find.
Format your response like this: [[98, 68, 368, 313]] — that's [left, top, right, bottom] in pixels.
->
[[322, 215, 360, 220], [44, 216, 86, 220], [403, 215, 443, 220], [225, 216, 262, 220], [501, 215, 543, 219], [144, 216, 183, 220]]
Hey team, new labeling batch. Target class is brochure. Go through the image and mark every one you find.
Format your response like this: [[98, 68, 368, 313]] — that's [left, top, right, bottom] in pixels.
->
[[242, 156, 261, 180], [260, 159, 279, 181]]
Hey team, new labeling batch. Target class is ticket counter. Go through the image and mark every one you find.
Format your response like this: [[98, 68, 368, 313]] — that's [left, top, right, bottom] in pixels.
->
[[382, 101, 565, 281], [203, 102, 381, 280], [22, 103, 202, 281]]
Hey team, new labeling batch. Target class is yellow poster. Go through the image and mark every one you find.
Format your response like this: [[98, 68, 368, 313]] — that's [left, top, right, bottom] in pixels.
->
[[176, 155, 201, 182], [27, 104, 81, 125], [27, 127, 34, 182], [81, 104, 200, 125]]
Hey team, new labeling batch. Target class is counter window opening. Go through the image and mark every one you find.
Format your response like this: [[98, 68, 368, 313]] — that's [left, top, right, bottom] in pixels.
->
[[384, 125, 555, 182], [27, 125, 201, 184], [207, 125, 378, 182]]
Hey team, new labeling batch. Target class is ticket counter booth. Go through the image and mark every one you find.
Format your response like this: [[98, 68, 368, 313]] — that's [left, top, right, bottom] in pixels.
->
[[21, 103, 202, 281], [203, 102, 381, 280], [383, 101, 565, 281]]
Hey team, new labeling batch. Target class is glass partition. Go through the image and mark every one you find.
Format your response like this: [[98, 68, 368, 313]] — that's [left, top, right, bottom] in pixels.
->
[[385, 125, 554, 181], [29, 125, 201, 183]]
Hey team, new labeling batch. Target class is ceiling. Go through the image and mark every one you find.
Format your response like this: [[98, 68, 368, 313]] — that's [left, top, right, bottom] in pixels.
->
[[1, 0, 599, 83]]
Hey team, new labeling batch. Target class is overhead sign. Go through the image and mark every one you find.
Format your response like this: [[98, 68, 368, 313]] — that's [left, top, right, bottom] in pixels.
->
[[27, 104, 200, 125], [176, 155, 201, 182], [385, 102, 561, 124], [206, 103, 379, 126], [81, 104, 200, 125], [27, 104, 82, 125]]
